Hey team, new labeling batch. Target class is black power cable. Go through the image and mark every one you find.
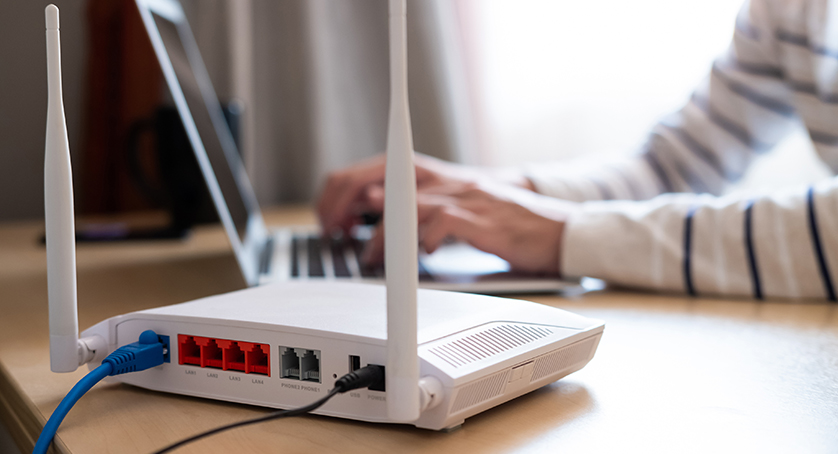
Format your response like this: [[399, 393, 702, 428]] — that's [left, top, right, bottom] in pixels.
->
[[152, 364, 385, 454]]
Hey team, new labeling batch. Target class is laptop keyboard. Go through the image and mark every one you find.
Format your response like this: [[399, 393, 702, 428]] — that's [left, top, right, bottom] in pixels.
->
[[307, 237, 325, 277], [289, 233, 430, 279], [290, 234, 382, 279]]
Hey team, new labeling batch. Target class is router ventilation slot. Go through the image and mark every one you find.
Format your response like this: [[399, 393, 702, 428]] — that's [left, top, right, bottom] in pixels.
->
[[428, 323, 554, 368], [450, 370, 510, 414], [530, 338, 597, 382]]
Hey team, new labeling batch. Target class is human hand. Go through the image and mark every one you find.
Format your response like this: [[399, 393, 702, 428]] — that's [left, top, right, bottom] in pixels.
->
[[360, 181, 577, 275], [317, 153, 535, 235]]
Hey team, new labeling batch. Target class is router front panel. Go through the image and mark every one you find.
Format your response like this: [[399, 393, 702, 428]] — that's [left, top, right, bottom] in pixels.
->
[[415, 333, 602, 430]]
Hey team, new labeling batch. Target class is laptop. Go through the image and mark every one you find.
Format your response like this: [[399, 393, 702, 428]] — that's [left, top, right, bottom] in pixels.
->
[[135, 0, 600, 294]]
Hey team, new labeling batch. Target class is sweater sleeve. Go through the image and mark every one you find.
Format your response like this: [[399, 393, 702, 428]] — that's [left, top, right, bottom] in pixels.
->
[[526, 0, 800, 202], [562, 180, 838, 300]]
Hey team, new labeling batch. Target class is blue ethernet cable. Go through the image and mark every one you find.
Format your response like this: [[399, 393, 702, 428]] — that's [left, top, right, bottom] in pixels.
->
[[32, 330, 167, 454]]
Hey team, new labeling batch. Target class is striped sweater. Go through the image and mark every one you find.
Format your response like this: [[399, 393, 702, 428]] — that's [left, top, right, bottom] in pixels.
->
[[526, 0, 838, 300]]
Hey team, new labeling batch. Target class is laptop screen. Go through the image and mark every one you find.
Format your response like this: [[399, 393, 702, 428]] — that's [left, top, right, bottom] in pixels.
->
[[152, 12, 251, 241]]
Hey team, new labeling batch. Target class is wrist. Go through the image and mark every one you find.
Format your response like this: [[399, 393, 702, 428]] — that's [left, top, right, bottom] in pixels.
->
[[536, 200, 577, 277]]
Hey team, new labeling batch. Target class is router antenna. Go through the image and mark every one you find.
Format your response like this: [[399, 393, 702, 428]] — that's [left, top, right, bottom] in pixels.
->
[[45, 4, 103, 373], [385, 0, 420, 421]]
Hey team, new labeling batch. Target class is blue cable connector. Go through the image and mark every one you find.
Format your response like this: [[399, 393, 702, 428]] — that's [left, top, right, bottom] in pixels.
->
[[32, 330, 167, 454]]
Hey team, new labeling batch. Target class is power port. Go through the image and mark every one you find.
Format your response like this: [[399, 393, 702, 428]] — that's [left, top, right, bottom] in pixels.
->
[[367, 364, 385, 392]]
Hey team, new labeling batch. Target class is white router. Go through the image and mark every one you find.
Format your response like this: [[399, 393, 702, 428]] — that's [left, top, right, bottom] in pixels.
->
[[45, 1, 604, 431]]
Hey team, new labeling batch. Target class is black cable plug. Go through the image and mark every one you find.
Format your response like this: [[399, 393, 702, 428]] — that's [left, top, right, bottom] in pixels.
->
[[334, 364, 385, 392]]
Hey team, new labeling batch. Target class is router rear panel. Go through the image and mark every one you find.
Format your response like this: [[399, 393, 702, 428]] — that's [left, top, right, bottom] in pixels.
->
[[112, 318, 394, 422], [76, 282, 604, 430], [82, 314, 602, 430]]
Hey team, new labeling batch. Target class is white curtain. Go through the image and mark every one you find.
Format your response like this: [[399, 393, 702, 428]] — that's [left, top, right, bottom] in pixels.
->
[[184, 0, 476, 206]]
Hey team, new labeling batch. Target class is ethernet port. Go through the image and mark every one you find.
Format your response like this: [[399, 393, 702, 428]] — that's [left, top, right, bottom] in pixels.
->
[[217, 340, 245, 372], [280, 347, 300, 380], [195, 337, 222, 369], [243, 343, 270, 376], [178, 335, 200, 366], [300, 350, 321, 383]]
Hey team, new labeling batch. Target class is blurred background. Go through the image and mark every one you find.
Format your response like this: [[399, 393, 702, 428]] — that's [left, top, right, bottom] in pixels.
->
[[0, 0, 829, 222]]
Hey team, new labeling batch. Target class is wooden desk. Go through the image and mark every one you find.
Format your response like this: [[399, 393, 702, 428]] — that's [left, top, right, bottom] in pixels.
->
[[1, 207, 837, 453]]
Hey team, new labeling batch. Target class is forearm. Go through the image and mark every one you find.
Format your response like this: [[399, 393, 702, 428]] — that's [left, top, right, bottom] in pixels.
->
[[524, 154, 666, 202]]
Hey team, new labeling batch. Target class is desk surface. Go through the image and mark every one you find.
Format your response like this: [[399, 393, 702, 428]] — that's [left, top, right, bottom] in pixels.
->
[[1, 207, 837, 454]]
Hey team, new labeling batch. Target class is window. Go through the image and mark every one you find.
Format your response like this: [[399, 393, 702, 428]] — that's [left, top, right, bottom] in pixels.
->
[[459, 0, 744, 166]]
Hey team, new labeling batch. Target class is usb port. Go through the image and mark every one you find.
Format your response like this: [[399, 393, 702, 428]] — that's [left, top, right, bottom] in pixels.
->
[[349, 355, 361, 372]]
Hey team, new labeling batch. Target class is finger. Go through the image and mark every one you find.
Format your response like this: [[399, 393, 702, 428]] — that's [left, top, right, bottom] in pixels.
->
[[320, 153, 467, 233], [353, 163, 459, 214], [362, 193, 452, 263], [360, 193, 450, 265], [363, 185, 386, 212], [317, 174, 353, 231], [317, 172, 351, 225], [417, 202, 480, 254], [319, 156, 387, 233], [413, 152, 442, 185], [325, 154, 447, 232], [320, 152, 437, 226], [361, 223, 385, 266], [415, 193, 464, 223], [334, 185, 386, 233], [415, 187, 498, 221], [416, 182, 502, 216], [323, 172, 381, 232], [417, 180, 477, 197], [365, 189, 458, 219]]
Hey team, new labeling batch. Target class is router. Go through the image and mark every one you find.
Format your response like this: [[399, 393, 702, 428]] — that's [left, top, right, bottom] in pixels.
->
[[45, 1, 604, 432]]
